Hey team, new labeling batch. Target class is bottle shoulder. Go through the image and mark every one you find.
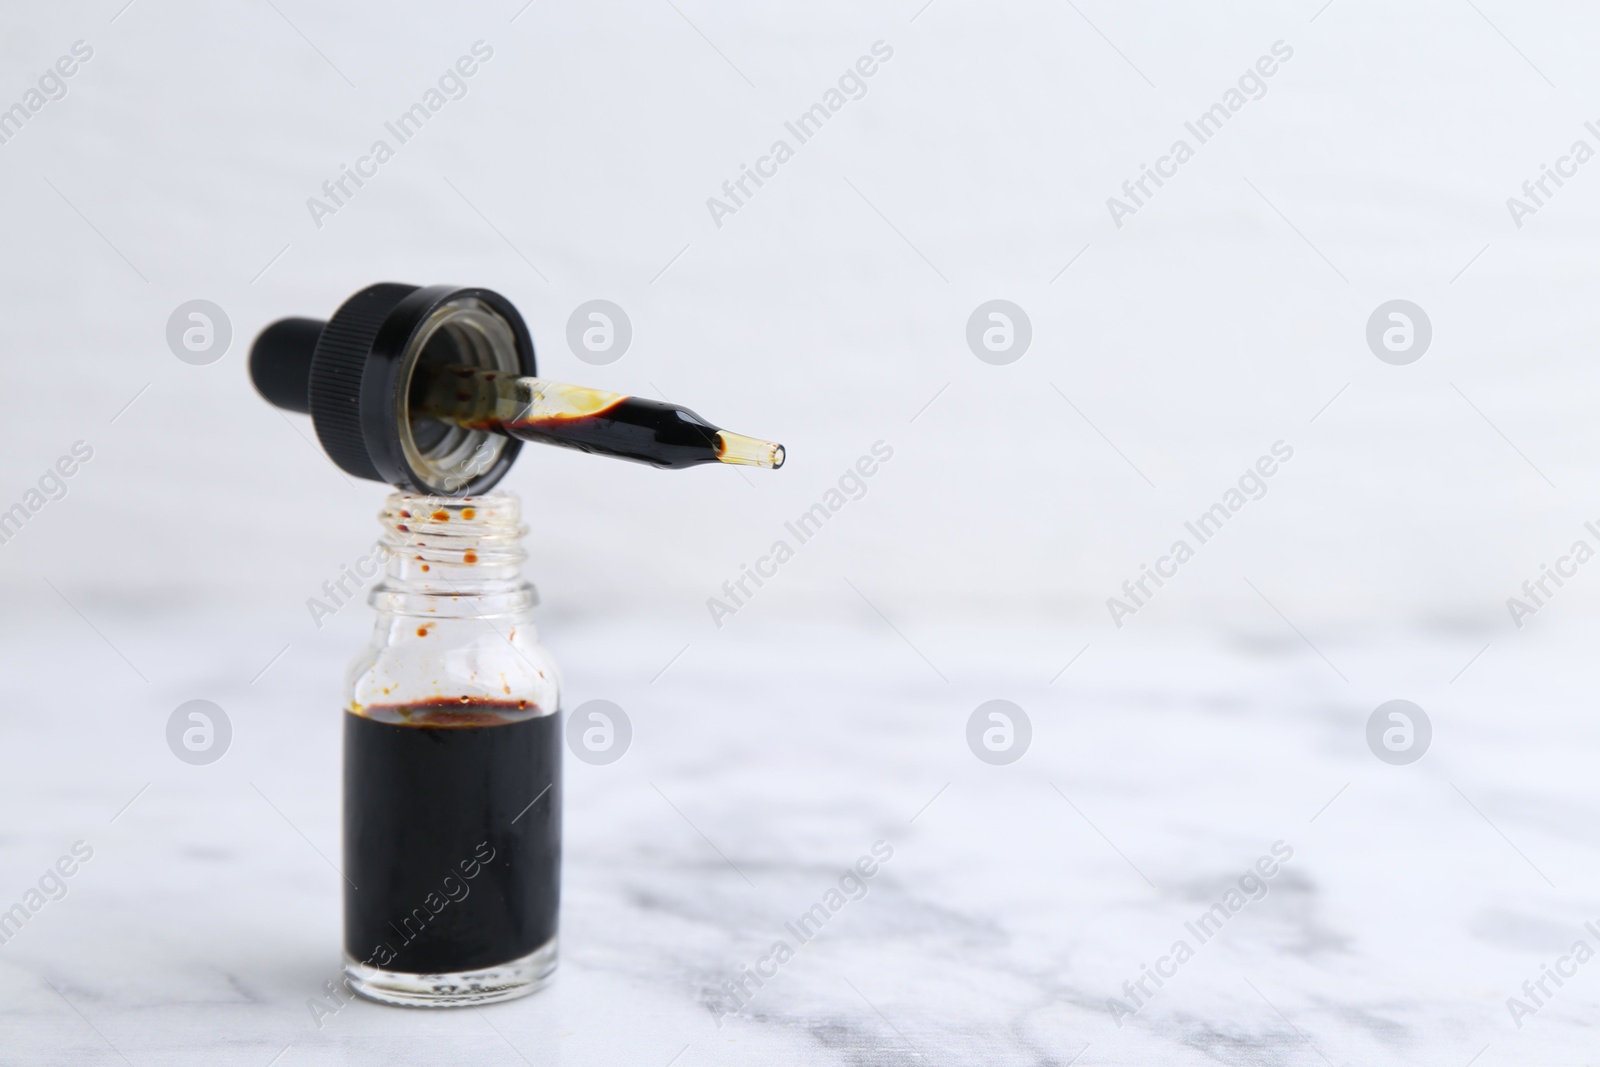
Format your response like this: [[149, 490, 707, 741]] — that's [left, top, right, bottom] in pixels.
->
[[346, 613, 560, 716]]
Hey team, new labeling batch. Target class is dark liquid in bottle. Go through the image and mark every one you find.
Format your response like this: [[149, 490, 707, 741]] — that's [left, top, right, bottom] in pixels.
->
[[343, 702, 560, 975]]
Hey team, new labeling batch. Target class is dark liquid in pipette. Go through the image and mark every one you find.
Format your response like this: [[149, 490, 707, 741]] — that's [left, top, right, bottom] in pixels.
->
[[411, 358, 732, 469], [343, 702, 560, 975], [504, 397, 725, 469]]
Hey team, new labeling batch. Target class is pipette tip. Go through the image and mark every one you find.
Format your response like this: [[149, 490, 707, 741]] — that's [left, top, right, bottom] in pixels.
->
[[716, 432, 785, 470]]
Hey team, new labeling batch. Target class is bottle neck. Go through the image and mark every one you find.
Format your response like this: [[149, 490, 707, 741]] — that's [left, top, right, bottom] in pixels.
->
[[369, 491, 536, 617]]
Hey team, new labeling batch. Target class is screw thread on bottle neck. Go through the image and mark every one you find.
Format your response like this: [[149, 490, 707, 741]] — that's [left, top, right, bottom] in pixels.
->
[[371, 491, 534, 613]]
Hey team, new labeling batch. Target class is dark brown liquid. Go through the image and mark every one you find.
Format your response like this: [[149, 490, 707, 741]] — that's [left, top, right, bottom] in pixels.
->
[[343, 702, 560, 975], [407, 357, 781, 470], [505, 398, 721, 469]]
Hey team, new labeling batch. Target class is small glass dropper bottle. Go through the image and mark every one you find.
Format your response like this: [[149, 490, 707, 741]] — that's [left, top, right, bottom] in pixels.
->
[[249, 282, 784, 1009], [342, 493, 558, 1006]]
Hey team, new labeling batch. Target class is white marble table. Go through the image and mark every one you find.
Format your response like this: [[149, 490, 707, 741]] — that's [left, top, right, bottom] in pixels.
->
[[2, 608, 1594, 1066]]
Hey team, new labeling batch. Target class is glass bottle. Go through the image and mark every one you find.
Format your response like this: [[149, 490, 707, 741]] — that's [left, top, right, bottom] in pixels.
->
[[340, 491, 561, 1007]]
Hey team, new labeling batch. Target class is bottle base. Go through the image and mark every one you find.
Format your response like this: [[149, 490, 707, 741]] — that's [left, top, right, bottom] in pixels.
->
[[344, 938, 557, 1008]]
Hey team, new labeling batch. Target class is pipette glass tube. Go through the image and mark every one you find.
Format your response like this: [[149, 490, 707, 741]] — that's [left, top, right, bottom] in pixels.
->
[[412, 364, 785, 471]]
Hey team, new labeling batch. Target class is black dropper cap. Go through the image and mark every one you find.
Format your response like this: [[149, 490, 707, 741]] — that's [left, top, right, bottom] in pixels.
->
[[249, 283, 537, 496], [249, 318, 321, 414]]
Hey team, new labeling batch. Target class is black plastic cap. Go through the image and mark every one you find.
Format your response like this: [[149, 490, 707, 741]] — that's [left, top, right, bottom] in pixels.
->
[[248, 318, 323, 414], [249, 283, 538, 495], [309, 283, 421, 483]]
